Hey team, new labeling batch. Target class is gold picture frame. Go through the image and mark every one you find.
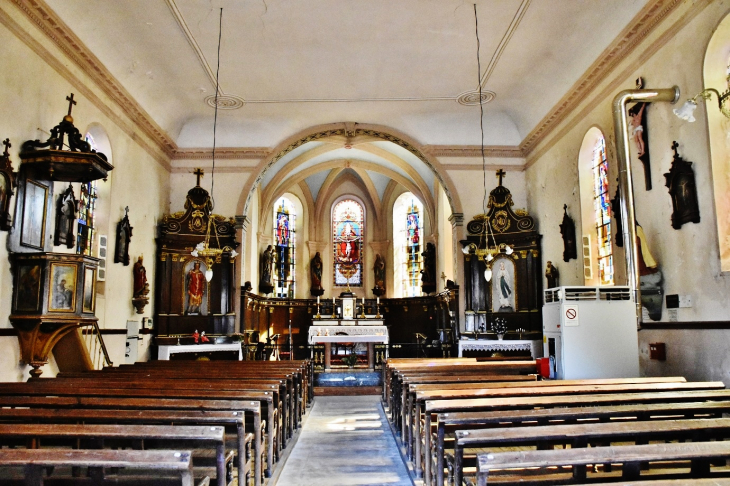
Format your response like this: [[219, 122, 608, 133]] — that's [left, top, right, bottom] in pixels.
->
[[49, 263, 77, 312], [82, 267, 96, 313]]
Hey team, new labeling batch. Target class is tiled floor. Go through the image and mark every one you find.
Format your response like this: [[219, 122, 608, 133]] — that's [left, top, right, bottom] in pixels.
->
[[272, 395, 412, 486]]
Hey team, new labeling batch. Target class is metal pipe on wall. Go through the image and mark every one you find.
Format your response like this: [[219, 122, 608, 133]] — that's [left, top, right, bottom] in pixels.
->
[[612, 87, 679, 324]]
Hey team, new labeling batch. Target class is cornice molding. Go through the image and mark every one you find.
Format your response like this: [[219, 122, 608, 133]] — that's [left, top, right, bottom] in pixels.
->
[[423, 145, 525, 158], [520, 0, 683, 156], [441, 164, 524, 171], [172, 148, 271, 160], [11, 0, 178, 158], [170, 166, 253, 174]]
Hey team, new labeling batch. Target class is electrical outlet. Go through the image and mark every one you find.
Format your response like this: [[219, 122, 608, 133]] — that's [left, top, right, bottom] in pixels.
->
[[679, 295, 692, 308]]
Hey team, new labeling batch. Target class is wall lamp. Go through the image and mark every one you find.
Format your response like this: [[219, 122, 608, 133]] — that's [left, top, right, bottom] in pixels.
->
[[673, 75, 730, 122]]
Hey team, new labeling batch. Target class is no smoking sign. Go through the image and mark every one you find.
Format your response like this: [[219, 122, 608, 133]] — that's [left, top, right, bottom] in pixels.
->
[[564, 305, 580, 326]]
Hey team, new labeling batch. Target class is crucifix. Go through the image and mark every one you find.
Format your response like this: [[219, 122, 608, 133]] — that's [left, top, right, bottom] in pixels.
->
[[496, 168, 506, 186], [193, 168, 205, 186], [2, 139, 10, 157], [66, 93, 77, 117]]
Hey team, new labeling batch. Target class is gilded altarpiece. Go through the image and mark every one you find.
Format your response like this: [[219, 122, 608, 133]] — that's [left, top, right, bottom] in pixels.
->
[[155, 180, 239, 337], [460, 179, 543, 335]]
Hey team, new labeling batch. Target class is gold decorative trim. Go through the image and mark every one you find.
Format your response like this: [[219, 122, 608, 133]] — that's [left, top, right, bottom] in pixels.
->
[[172, 148, 271, 160], [423, 145, 525, 158], [9, 0, 177, 159], [520, 0, 683, 155]]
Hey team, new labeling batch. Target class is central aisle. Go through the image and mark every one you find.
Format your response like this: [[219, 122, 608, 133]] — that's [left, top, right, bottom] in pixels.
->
[[272, 395, 413, 486]]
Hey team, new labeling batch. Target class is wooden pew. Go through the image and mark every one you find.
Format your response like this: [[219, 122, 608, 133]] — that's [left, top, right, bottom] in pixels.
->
[[432, 399, 730, 486], [420, 387, 730, 482], [0, 423, 226, 486], [0, 381, 277, 481], [403, 377, 688, 458], [455, 418, 730, 486], [0, 448, 195, 486], [474, 440, 730, 485], [0, 408, 254, 486], [0, 395, 264, 486]]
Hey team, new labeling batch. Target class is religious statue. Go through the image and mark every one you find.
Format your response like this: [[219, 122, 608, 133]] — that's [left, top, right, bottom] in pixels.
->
[[200, 331, 209, 343], [545, 261, 559, 289], [310, 251, 324, 296], [54, 184, 77, 248], [373, 254, 385, 294], [559, 205, 577, 262], [259, 245, 274, 294], [421, 242, 436, 294], [131, 255, 150, 314], [114, 207, 133, 266], [186, 261, 205, 314], [497, 261, 513, 310]]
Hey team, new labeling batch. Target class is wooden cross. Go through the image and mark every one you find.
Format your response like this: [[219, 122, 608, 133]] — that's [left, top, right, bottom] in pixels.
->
[[671, 140, 679, 157], [496, 168, 506, 186], [193, 168, 205, 186], [2, 138, 10, 157], [66, 93, 77, 116], [124, 206, 129, 217]]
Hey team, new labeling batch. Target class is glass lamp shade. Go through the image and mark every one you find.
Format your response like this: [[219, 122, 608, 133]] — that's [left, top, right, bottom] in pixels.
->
[[486, 253, 494, 262], [484, 268, 493, 282], [673, 100, 697, 122], [505, 245, 513, 255], [205, 269, 214, 282], [461, 245, 471, 255]]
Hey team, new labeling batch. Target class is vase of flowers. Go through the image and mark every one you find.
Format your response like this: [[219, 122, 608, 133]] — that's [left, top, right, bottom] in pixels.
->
[[491, 317, 508, 340], [342, 353, 358, 368]]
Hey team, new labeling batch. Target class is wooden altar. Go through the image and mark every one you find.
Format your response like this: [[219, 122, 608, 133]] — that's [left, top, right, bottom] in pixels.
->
[[308, 324, 388, 370]]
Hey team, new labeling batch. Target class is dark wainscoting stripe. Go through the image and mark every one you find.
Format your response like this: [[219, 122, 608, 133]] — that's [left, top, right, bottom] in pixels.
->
[[641, 321, 730, 330], [0, 329, 17, 336]]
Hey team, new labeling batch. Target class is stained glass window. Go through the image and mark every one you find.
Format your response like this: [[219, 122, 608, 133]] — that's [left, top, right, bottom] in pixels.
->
[[592, 136, 614, 285], [332, 199, 364, 287], [77, 134, 98, 256], [394, 194, 423, 297], [273, 197, 296, 298]]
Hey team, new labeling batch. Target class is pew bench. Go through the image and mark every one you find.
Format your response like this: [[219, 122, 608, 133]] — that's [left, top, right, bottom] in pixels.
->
[[473, 440, 730, 485], [0, 408, 255, 486], [0, 448, 197, 486], [0, 395, 264, 486], [453, 418, 730, 486], [421, 388, 730, 483], [431, 399, 730, 486]]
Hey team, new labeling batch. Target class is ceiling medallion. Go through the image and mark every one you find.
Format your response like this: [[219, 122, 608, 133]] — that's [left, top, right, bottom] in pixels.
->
[[204, 94, 245, 110], [457, 89, 496, 106]]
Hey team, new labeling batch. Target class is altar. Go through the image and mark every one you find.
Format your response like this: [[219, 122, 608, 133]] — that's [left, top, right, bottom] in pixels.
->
[[458, 339, 543, 358], [158, 342, 243, 361], [309, 324, 388, 370]]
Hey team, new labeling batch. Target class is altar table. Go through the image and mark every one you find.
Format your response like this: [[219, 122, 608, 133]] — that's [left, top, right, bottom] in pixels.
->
[[157, 342, 243, 361], [309, 325, 389, 370]]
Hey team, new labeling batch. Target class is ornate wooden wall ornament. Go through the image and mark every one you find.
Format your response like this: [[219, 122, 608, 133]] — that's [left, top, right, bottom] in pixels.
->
[[460, 172, 543, 335], [0, 138, 16, 231], [664, 141, 700, 230], [114, 207, 133, 266], [155, 174, 239, 337], [54, 184, 77, 248], [559, 205, 577, 262]]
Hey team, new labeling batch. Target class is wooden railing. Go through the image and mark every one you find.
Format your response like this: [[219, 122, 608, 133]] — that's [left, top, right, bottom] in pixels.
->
[[81, 321, 113, 369]]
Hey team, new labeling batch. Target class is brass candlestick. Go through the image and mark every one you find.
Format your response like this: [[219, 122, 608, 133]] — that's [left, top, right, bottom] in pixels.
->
[[315, 303, 321, 319]]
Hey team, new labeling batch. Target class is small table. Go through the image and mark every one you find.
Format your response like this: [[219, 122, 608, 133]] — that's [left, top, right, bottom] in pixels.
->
[[458, 339, 543, 358], [157, 343, 243, 361], [309, 325, 388, 370]]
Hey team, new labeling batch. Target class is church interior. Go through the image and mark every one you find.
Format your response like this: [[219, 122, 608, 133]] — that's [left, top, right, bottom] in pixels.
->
[[1, 0, 730, 484]]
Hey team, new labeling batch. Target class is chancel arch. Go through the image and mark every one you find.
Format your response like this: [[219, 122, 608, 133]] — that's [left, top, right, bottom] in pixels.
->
[[704, 13, 730, 273]]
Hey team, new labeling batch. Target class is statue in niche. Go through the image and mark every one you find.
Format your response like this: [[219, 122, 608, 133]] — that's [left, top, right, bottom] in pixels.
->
[[54, 184, 77, 248], [545, 261, 559, 289], [186, 261, 205, 314], [373, 253, 385, 296], [559, 205, 577, 262], [421, 242, 436, 294], [132, 255, 150, 314], [310, 251, 324, 296], [259, 245, 274, 294]]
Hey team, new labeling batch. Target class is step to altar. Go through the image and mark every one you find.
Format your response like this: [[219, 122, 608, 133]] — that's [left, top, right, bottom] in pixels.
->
[[314, 370, 382, 388]]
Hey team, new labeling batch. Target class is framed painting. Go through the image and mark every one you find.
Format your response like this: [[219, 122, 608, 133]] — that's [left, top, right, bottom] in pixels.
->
[[20, 179, 48, 250], [15, 264, 42, 312], [183, 258, 208, 315], [82, 267, 96, 313], [491, 256, 517, 313], [49, 263, 77, 312]]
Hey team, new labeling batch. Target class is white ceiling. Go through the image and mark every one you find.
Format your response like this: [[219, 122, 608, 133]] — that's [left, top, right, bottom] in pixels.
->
[[41, 0, 650, 214]]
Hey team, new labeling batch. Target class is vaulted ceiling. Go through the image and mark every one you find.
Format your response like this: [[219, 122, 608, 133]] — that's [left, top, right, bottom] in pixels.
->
[[38, 0, 654, 213]]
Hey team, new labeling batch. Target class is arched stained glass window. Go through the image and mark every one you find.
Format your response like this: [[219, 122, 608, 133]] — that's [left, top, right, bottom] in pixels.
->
[[332, 199, 364, 287], [394, 193, 423, 297], [273, 197, 296, 298], [77, 133, 98, 256], [592, 136, 614, 285]]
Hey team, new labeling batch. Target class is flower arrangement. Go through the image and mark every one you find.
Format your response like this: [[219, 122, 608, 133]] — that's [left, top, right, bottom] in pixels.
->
[[490, 317, 508, 335], [342, 353, 359, 368]]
